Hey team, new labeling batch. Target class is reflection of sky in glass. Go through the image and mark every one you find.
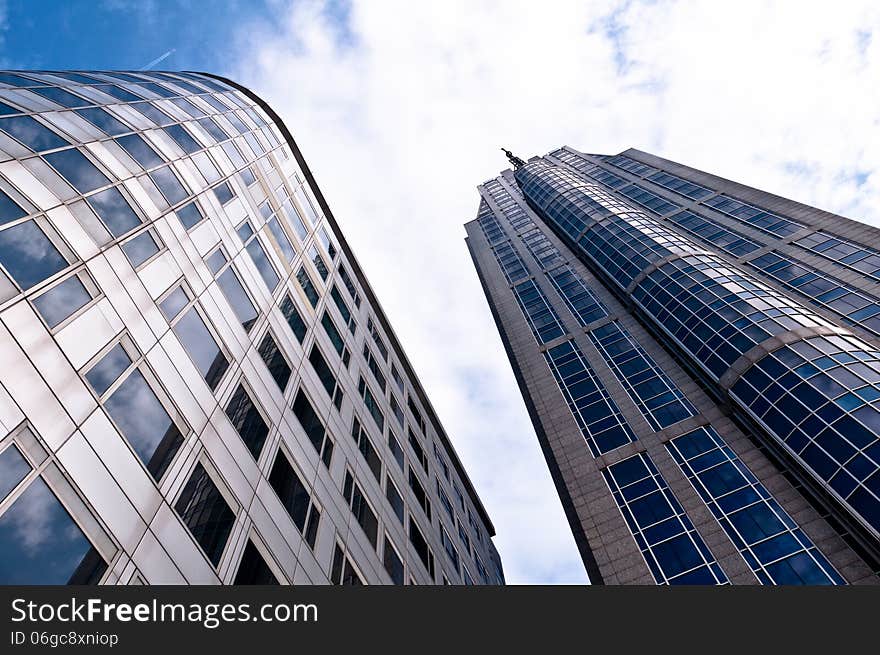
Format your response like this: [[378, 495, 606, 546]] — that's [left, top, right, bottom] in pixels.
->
[[268, 217, 296, 262], [218, 268, 258, 332], [163, 124, 200, 154], [173, 308, 228, 387], [197, 117, 228, 142], [309, 245, 329, 280], [85, 344, 131, 395], [121, 231, 159, 268], [294, 185, 318, 224], [281, 200, 308, 240], [87, 186, 140, 237], [32, 274, 91, 328], [159, 287, 188, 321], [0, 220, 67, 289], [245, 239, 279, 290], [104, 368, 174, 464], [213, 181, 234, 205], [131, 101, 173, 126], [0, 188, 26, 225], [116, 133, 163, 169], [0, 477, 97, 584], [0, 115, 69, 152], [206, 249, 226, 274], [0, 444, 30, 502], [176, 202, 203, 230], [74, 107, 129, 136], [32, 86, 90, 108], [150, 166, 188, 204], [44, 148, 110, 193], [222, 141, 245, 168]]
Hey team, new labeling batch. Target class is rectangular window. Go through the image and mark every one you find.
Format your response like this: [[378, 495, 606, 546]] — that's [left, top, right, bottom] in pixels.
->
[[391, 363, 405, 394], [175, 463, 234, 567], [291, 388, 326, 455], [390, 395, 404, 428], [362, 343, 387, 392], [321, 311, 346, 356], [388, 431, 404, 470], [367, 317, 389, 361], [268, 449, 317, 535], [437, 479, 454, 521], [309, 344, 338, 398], [258, 332, 291, 392], [338, 264, 360, 307], [408, 429, 429, 474], [408, 467, 432, 521], [330, 284, 356, 334], [309, 244, 329, 280], [279, 295, 308, 343], [441, 525, 460, 573], [296, 266, 319, 307], [0, 219, 70, 290], [267, 216, 296, 263], [385, 475, 404, 523], [409, 517, 434, 579], [225, 384, 269, 460], [434, 443, 450, 481], [357, 376, 385, 432], [351, 416, 382, 483], [343, 472, 379, 548], [240, 223, 279, 290], [407, 396, 426, 434], [160, 288, 229, 391], [234, 541, 279, 585], [32, 270, 95, 329], [330, 543, 363, 585], [383, 535, 404, 585]]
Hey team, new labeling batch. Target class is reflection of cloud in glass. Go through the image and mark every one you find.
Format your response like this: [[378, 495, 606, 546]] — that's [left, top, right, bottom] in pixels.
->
[[44, 148, 110, 194], [32, 275, 91, 327], [0, 115, 69, 152], [104, 369, 174, 464], [0, 220, 67, 289], [87, 186, 140, 237], [173, 308, 228, 389], [0, 445, 30, 502], [0, 477, 93, 584]]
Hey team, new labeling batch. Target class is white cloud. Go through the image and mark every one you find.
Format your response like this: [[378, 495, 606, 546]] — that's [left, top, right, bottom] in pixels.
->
[[227, 0, 880, 583]]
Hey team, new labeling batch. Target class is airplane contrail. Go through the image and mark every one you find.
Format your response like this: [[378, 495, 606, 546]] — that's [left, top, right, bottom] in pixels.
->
[[139, 48, 176, 71]]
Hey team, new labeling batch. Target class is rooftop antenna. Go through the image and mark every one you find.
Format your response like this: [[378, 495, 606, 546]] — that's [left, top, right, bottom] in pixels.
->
[[501, 147, 525, 169]]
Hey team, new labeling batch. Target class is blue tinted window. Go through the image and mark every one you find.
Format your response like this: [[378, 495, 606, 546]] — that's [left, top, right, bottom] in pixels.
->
[[217, 268, 258, 332], [173, 308, 229, 390], [169, 97, 204, 118], [44, 148, 109, 193], [176, 202, 203, 230], [197, 117, 229, 142], [74, 107, 129, 136], [268, 218, 296, 262], [213, 181, 234, 205], [115, 133, 163, 169], [0, 72, 40, 87], [104, 368, 182, 479], [33, 274, 92, 328], [131, 101, 173, 126], [95, 84, 142, 102], [163, 124, 201, 154], [0, 115, 69, 152], [31, 86, 90, 108], [244, 238, 279, 290], [0, 101, 18, 115], [87, 186, 141, 237], [0, 188, 26, 225], [150, 166, 188, 205], [0, 220, 67, 289], [121, 231, 160, 268], [0, 445, 30, 503], [86, 344, 132, 395], [0, 477, 106, 584], [512, 279, 566, 344]]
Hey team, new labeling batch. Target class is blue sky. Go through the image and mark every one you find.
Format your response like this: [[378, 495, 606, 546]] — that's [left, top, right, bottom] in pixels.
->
[[3, 0, 879, 585]]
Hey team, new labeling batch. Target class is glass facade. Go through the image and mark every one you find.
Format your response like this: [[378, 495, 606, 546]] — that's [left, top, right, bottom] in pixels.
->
[[0, 69, 501, 585], [467, 145, 880, 584]]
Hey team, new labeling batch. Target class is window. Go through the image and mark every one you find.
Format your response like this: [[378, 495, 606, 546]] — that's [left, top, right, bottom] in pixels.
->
[[407, 396, 426, 434], [362, 343, 387, 392], [338, 263, 360, 307], [149, 165, 189, 205], [318, 226, 337, 259], [351, 416, 382, 482], [238, 221, 279, 291], [121, 229, 161, 269], [309, 345, 343, 410], [391, 363, 405, 394], [296, 266, 319, 307], [367, 317, 389, 361], [257, 332, 290, 392], [308, 244, 329, 280], [159, 286, 229, 391], [458, 520, 471, 555], [321, 311, 347, 360], [175, 463, 235, 567], [213, 181, 235, 205], [32, 270, 96, 329], [330, 543, 363, 585], [75, 107, 129, 137], [358, 376, 385, 432], [388, 431, 404, 470], [163, 124, 201, 153], [390, 395, 404, 428], [408, 467, 432, 521], [291, 389, 331, 460], [408, 429, 429, 473], [330, 284, 356, 334], [441, 525, 460, 573], [225, 384, 269, 460], [175, 201, 203, 230], [434, 443, 450, 481], [437, 479, 454, 520], [0, 220, 69, 290], [0, 187, 26, 225], [0, 115, 69, 152], [268, 449, 319, 537], [87, 186, 142, 238], [385, 475, 404, 523], [383, 535, 405, 584], [267, 217, 296, 263], [32, 86, 90, 108], [279, 295, 308, 344], [233, 541, 278, 585], [0, 473, 107, 585], [409, 517, 434, 578], [96, 346, 184, 481], [205, 249, 258, 333], [343, 471, 379, 548]]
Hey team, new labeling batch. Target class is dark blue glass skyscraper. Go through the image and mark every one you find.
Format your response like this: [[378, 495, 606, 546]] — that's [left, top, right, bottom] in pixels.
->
[[466, 146, 880, 584]]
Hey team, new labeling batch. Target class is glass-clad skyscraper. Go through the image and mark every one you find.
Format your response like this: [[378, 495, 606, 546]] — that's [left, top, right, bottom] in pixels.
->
[[0, 69, 502, 586], [466, 145, 880, 584]]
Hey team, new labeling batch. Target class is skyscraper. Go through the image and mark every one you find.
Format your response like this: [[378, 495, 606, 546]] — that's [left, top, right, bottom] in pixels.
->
[[466, 145, 880, 585], [0, 69, 502, 586]]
